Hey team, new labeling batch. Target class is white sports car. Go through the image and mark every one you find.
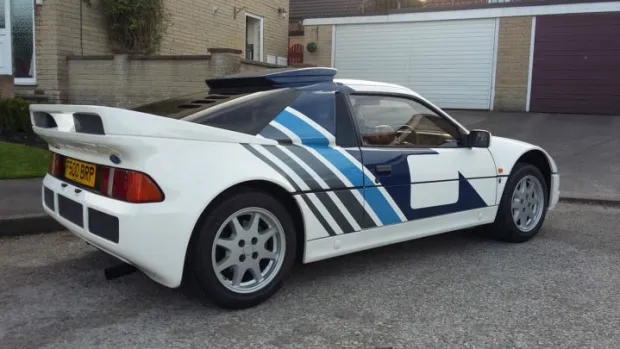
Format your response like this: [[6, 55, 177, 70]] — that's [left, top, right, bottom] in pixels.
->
[[31, 68, 560, 309]]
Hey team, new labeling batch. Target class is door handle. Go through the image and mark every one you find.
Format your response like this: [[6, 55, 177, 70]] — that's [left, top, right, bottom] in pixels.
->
[[376, 164, 392, 174]]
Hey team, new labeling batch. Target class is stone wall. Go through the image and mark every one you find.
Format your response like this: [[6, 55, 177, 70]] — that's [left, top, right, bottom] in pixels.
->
[[0, 75, 15, 98], [33, 0, 108, 103], [493, 16, 533, 111], [161, 0, 289, 60], [29, 0, 288, 103], [302, 25, 333, 67], [67, 49, 284, 108]]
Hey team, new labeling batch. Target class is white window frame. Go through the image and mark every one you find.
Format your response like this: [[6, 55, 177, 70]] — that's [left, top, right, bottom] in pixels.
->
[[4, 0, 36, 85], [0, 0, 12, 77], [244, 12, 264, 62]]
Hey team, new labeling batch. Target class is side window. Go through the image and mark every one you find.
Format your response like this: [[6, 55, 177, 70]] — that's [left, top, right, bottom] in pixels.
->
[[348, 94, 462, 148]]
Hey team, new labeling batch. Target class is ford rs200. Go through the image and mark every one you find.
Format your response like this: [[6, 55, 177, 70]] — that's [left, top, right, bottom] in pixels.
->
[[31, 68, 560, 309]]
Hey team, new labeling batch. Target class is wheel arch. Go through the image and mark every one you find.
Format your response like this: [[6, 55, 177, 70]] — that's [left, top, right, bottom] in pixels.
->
[[515, 149, 553, 198], [181, 180, 306, 282]]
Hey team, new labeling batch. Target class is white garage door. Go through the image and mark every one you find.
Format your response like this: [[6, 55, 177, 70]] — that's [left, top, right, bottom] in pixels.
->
[[334, 19, 497, 110]]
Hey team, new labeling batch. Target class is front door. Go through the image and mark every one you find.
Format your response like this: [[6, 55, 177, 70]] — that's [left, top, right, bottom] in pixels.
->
[[0, 0, 11, 75], [346, 93, 498, 228]]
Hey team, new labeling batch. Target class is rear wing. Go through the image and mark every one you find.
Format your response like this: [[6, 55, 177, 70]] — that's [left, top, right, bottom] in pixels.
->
[[29, 104, 276, 145], [206, 67, 338, 94]]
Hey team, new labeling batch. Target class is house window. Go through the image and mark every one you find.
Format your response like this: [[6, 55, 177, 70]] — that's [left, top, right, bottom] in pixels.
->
[[0, 0, 35, 83], [11, 0, 34, 81], [0, 1, 5, 29]]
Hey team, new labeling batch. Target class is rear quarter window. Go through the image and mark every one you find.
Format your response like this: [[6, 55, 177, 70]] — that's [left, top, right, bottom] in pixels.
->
[[183, 88, 302, 135]]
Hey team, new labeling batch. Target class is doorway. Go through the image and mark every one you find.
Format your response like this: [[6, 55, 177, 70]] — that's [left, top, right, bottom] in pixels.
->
[[245, 14, 263, 62]]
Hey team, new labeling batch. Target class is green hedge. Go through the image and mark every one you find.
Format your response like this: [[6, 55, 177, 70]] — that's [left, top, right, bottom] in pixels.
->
[[0, 97, 33, 134]]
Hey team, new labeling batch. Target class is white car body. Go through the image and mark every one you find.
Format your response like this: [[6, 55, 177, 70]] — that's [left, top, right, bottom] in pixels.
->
[[31, 68, 560, 291]]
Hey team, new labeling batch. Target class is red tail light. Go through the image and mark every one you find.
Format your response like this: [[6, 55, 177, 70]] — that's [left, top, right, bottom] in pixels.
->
[[100, 167, 163, 203], [48, 152, 62, 177]]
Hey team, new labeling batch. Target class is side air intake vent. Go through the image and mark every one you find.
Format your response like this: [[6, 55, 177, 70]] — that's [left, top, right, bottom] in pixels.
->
[[178, 104, 202, 109], [32, 112, 58, 128], [73, 113, 105, 135], [191, 100, 217, 105]]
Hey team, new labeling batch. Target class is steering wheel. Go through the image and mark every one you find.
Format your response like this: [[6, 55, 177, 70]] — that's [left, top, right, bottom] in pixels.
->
[[390, 123, 419, 146]]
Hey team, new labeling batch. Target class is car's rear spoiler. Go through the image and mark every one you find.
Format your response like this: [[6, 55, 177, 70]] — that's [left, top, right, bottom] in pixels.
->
[[206, 67, 338, 93], [29, 104, 277, 145]]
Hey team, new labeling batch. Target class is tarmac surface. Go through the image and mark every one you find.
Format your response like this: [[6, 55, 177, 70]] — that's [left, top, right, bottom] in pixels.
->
[[1, 201, 619, 349]]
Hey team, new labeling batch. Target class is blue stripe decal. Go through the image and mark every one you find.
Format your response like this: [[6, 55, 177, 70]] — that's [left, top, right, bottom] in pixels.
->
[[272, 108, 405, 226], [362, 186, 403, 225], [271, 109, 329, 146], [311, 146, 363, 188], [312, 146, 402, 225]]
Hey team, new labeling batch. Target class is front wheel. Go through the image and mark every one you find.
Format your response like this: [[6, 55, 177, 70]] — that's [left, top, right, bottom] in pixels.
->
[[190, 191, 296, 309], [488, 163, 549, 243]]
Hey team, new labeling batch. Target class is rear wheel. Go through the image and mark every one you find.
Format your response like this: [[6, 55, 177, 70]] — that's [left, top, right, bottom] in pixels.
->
[[487, 163, 549, 242], [190, 191, 296, 309]]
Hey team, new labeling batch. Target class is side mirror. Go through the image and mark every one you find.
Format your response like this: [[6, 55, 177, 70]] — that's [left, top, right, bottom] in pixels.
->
[[466, 129, 491, 148]]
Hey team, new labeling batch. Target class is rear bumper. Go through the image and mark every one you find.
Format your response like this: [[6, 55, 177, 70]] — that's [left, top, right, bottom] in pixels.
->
[[549, 173, 560, 210], [41, 175, 194, 288]]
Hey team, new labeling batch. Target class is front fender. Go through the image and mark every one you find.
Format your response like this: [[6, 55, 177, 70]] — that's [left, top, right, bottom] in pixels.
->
[[488, 136, 558, 175]]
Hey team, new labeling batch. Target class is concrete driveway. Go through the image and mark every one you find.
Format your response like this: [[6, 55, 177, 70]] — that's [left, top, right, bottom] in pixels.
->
[[449, 110, 620, 202]]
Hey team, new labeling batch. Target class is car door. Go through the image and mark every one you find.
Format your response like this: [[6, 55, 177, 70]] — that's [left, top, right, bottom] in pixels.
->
[[344, 93, 498, 228]]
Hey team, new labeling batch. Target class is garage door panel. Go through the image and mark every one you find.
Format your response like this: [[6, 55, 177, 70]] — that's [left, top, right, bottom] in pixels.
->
[[530, 13, 620, 115], [334, 19, 496, 110]]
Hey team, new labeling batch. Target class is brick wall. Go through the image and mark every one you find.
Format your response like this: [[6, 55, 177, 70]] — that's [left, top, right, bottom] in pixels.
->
[[31, 0, 288, 103], [34, 0, 108, 102], [494, 16, 533, 111], [67, 51, 284, 108], [160, 0, 289, 60], [302, 25, 333, 67]]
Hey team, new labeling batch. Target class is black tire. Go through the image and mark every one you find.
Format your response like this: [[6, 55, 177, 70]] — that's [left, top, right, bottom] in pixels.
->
[[189, 190, 297, 309], [487, 163, 549, 243]]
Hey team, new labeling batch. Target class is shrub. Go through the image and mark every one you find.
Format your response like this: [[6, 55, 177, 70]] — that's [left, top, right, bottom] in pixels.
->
[[0, 97, 33, 134], [84, 0, 170, 54]]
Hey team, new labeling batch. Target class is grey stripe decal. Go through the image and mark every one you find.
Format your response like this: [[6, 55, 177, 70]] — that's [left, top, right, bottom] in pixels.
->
[[261, 145, 355, 235], [283, 144, 346, 190], [263, 145, 323, 191], [333, 190, 375, 230], [284, 144, 377, 230], [259, 124, 291, 143], [313, 191, 355, 235], [242, 144, 337, 237]]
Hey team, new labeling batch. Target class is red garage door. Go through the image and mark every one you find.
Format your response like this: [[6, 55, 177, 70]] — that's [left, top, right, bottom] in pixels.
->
[[530, 13, 620, 115]]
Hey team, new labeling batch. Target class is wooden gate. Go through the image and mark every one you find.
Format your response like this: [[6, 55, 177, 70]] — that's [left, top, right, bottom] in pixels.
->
[[288, 44, 304, 65]]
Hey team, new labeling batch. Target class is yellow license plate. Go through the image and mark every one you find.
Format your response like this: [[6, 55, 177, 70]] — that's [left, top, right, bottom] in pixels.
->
[[64, 158, 97, 187]]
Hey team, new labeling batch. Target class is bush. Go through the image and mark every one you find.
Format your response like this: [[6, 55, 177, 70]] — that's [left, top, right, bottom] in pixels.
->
[[0, 97, 33, 134], [84, 0, 170, 54]]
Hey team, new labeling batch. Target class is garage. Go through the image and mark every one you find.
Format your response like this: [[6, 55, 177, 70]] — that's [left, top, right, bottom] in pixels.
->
[[529, 12, 620, 115], [333, 19, 498, 110]]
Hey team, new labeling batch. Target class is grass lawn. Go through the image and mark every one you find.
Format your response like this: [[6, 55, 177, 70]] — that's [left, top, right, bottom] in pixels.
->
[[0, 141, 49, 180]]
